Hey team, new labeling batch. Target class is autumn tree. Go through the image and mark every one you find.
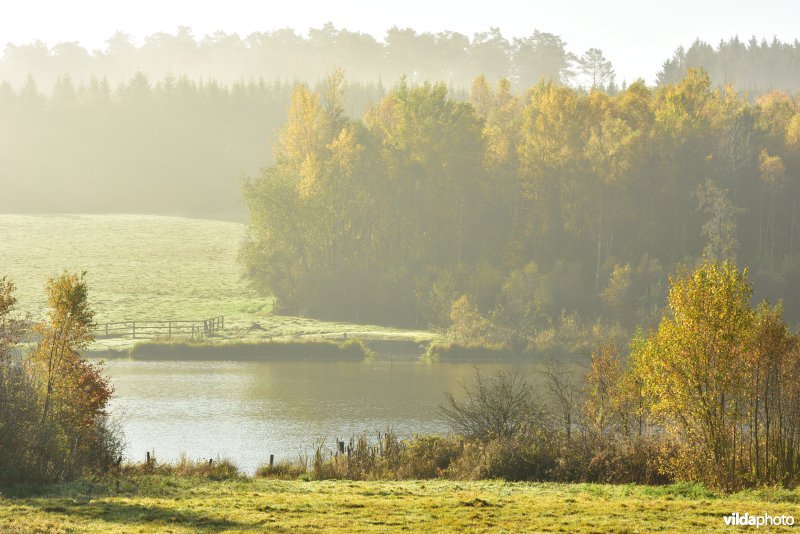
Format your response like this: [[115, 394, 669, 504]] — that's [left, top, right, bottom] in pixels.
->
[[632, 262, 754, 489], [696, 179, 740, 261], [758, 148, 786, 270], [28, 272, 115, 481], [0, 277, 24, 360], [746, 302, 799, 485], [0, 273, 118, 485], [583, 340, 623, 436], [518, 81, 583, 259], [585, 113, 639, 289], [238, 68, 800, 360], [0, 278, 37, 484]]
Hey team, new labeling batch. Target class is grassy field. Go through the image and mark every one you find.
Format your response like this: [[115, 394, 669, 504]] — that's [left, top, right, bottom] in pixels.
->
[[1, 476, 798, 533], [0, 214, 438, 353]]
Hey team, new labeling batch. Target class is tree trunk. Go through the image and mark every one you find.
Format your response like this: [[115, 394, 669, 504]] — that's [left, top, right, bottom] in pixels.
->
[[595, 186, 603, 291]]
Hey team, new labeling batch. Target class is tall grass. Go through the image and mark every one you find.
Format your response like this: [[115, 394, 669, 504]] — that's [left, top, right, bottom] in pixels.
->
[[122, 452, 241, 481], [247, 428, 675, 488], [254, 431, 462, 481]]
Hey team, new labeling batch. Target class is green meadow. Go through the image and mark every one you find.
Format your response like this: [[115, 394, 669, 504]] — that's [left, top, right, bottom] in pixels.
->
[[2, 477, 798, 533], [0, 214, 438, 354]]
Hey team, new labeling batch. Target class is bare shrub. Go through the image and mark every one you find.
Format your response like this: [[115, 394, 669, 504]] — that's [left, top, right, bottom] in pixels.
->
[[438, 368, 546, 440]]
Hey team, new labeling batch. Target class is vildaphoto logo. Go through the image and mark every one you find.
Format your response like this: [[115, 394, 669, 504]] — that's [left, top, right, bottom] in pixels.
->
[[723, 512, 795, 528]]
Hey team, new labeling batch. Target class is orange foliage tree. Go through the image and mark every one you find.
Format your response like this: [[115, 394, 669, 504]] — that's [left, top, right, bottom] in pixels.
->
[[28, 272, 115, 481]]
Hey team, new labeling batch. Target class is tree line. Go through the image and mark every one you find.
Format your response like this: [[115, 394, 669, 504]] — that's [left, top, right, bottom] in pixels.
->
[[0, 73, 385, 218], [242, 69, 800, 356], [9, 26, 800, 98], [659, 36, 800, 94], [6, 33, 800, 219], [1, 25, 607, 92]]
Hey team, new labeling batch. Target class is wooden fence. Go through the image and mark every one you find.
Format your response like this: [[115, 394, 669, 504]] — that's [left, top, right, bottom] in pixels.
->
[[93, 316, 224, 340]]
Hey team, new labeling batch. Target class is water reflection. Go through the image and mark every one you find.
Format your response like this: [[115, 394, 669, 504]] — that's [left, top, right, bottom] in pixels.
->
[[102, 359, 583, 474]]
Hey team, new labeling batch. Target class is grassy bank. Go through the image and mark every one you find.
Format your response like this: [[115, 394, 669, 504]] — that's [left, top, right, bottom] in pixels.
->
[[0, 215, 440, 354], [111, 338, 375, 361], [93, 339, 540, 362], [2, 476, 798, 532], [0, 214, 267, 321], [424, 342, 518, 362]]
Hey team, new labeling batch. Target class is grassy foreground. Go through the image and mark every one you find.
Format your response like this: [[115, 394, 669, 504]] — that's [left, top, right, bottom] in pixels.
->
[[1, 477, 799, 533]]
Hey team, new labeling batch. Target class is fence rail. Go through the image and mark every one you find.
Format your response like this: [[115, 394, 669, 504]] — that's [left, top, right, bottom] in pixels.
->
[[93, 316, 224, 340]]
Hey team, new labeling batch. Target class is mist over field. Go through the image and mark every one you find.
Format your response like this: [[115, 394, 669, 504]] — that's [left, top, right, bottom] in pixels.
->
[[3, 26, 800, 218], [3, 8, 800, 532]]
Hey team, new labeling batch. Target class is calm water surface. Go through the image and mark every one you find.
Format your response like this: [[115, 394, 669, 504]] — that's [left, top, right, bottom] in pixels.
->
[[103, 359, 554, 474]]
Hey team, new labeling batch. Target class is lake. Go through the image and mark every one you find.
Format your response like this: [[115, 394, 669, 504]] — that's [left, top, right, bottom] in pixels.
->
[[102, 359, 580, 474]]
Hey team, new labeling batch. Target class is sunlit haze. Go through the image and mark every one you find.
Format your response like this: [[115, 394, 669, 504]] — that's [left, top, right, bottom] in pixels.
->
[[4, 0, 800, 527], [1, 0, 799, 84]]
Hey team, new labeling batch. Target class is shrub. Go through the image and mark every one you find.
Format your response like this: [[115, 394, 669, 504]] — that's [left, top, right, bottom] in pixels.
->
[[439, 368, 547, 439], [255, 460, 307, 479], [423, 342, 516, 362], [307, 432, 460, 481], [123, 453, 241, 481], [398, 435, 462, 479], [312, 434, 387, 480], [574, 437, 670, 485], [448, 435, 557, 481]]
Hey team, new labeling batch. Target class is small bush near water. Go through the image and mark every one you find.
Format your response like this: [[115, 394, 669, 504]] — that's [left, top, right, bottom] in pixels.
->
[[250, 429, 669, 485], [254, 366, 676, 486], [424, 342, 517, 362], [123, 452, 241, 481], [253, 432, 464, 481], [255, 460, 307, 480]]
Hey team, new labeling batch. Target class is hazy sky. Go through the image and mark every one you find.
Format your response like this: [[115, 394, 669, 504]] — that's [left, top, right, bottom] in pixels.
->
[[1, 0, 798, 84]]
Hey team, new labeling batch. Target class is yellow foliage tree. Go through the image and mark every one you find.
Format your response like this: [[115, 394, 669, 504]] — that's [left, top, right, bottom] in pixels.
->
[[632, 261, 753, 489]]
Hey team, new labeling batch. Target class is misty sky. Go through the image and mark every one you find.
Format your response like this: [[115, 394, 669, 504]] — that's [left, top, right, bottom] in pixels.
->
[[1, 0, 798, 84]]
